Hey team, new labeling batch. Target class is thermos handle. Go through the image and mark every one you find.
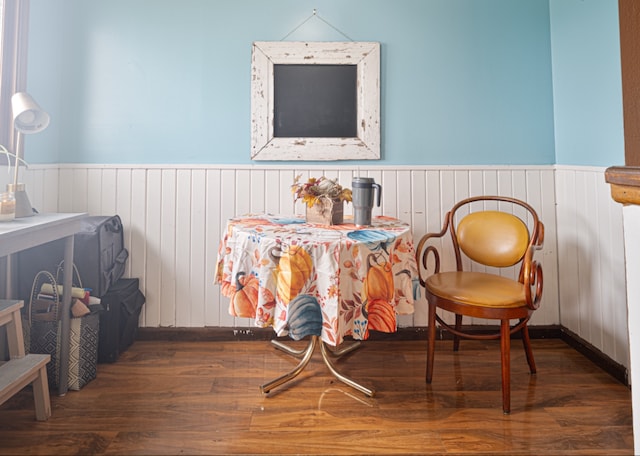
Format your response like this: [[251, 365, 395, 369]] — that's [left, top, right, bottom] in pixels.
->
[[373, 183, 381, 207]]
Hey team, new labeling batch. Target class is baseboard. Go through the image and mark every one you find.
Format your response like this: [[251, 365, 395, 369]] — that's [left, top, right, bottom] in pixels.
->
[[137, 326, 276, 342], [136, 325, 563, 342], [136, 324, 628, 386], [559, 327, 629, 386]]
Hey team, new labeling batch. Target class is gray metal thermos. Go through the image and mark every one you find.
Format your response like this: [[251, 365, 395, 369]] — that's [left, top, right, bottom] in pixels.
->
[[352, 177, 381, 226]]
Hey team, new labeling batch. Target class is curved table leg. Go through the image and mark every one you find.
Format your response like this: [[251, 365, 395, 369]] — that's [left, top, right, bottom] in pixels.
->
[[273, 338, 361, 358], [261, 336, 317, 394], [320, 341, 375, 397], [270, 338, 310, 358], [323, 340, 361, 358]]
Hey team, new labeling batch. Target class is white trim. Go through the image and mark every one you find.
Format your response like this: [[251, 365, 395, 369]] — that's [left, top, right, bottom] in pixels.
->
[[554, 164, 612, 172], [37, 163, 558, 171]]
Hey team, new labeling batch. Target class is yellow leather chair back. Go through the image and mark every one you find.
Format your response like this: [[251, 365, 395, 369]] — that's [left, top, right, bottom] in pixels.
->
[[456, 211, 529, 268]]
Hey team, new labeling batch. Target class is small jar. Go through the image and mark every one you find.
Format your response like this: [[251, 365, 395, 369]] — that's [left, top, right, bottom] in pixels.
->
[[0, 191, 16, 221]]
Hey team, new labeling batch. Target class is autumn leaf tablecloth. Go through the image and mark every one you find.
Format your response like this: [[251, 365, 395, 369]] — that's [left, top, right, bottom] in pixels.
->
[[215, 214, 418, 346]]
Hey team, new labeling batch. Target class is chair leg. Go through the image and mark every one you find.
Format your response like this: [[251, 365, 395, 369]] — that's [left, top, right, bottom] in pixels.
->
[[500, 319, 511, 414], [426, 302, 437, 384], [453, 314, 462, 352], [520, 320, 537, 374]]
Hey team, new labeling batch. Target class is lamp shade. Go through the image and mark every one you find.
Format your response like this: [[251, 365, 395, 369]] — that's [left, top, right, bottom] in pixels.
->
[[12, 92, 50, 133]]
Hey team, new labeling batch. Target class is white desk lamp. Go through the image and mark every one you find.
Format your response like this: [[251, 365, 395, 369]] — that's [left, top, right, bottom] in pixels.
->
[[7, 92, 50, 218]]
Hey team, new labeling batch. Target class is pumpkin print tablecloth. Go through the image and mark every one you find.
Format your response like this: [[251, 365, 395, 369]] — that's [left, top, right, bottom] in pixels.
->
[[215, 214, 418, 346]]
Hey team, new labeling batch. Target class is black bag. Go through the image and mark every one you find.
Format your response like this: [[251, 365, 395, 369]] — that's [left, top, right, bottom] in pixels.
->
[[97, 278, 145, 363], [17, 215, 129, 300], [74, 215, 129, 297]]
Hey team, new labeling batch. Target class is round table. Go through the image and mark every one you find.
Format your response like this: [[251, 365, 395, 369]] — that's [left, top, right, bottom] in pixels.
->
[[215, 213, 418, 396]]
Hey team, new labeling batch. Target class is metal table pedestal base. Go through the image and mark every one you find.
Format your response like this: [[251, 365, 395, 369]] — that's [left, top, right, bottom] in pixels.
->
[[260, 336, 375, 397]]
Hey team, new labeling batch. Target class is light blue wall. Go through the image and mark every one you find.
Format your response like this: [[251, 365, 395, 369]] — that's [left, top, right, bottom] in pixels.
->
[[24, 0, 620, 167], [549, 0, 624, 167]]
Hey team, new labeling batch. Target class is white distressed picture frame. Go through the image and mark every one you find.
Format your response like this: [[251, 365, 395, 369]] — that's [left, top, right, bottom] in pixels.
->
[[251, 41, 380, 161]]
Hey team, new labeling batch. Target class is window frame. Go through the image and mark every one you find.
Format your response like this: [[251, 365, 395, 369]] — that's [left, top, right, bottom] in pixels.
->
[[0, 0, 30, 156]]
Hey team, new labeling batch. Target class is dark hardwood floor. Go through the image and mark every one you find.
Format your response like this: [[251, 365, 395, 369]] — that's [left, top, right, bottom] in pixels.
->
[[0, 338, 633, 455]]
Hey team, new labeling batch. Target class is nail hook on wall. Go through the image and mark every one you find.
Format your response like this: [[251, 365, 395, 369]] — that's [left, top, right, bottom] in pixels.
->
[[280, 8, 354, 41]]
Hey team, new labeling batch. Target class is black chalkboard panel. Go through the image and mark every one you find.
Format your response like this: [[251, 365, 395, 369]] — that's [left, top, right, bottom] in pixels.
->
[[273, 64, 357, 138]]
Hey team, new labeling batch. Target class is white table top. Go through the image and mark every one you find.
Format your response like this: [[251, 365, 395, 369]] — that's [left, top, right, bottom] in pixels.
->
[[0, 213, 87, 257]]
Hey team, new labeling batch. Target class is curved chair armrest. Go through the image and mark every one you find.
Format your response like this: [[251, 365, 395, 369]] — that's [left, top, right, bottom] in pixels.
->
[[415, 215, 451, 287], [534, 220, 545, 249], [522, 220, 545, 309]]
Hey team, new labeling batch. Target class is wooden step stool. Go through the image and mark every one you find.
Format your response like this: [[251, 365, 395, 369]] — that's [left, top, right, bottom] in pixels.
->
[[0, 300, 51, 421]]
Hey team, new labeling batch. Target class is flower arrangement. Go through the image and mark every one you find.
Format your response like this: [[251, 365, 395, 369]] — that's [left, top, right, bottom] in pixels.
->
[[291, 175, 352, 208]]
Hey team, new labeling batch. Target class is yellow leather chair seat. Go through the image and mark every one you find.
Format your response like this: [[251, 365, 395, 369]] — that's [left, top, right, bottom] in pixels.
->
[[426, 271, 526, 308]]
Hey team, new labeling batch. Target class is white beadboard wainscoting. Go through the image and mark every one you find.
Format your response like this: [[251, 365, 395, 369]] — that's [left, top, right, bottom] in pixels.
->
[[1, 164, 628, 370], [555, 166, 628, 369]]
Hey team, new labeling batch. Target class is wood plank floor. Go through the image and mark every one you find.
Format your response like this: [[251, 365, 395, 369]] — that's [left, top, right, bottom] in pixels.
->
[[0, 338, 633, 455]]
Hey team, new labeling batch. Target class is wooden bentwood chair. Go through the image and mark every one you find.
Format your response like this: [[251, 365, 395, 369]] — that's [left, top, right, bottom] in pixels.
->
[[415, 196, 544, 414]]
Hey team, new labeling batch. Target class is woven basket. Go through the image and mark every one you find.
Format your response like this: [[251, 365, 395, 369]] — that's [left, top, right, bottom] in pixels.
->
[[23, 267, 99, 390]]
